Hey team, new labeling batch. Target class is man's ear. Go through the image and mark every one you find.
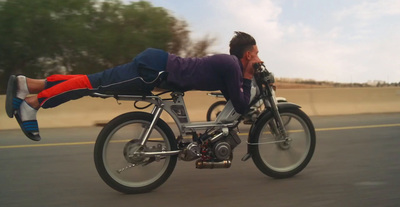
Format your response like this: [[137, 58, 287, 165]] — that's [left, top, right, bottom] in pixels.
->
[[245, 51, 251, 60]]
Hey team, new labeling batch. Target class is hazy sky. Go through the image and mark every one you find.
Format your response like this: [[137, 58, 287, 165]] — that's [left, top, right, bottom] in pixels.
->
[[126, 0, 400, 83]]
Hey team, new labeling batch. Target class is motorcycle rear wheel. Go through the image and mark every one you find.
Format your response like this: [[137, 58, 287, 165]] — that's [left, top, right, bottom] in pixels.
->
[[250, 108, 316, 178], [94, 112, 177, 194]]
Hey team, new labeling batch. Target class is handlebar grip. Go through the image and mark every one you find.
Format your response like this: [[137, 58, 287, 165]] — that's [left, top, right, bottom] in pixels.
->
[[253, 63, 262, 69]]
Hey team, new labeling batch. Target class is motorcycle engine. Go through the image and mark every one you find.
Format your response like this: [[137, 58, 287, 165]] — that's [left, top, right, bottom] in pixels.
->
[[180, 129, 241, 164], [212, 130, 241, 160], [213, 141, 231, 160]]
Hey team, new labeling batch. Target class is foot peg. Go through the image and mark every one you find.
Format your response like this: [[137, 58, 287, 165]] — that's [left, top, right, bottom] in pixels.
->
[[241, 153, 251, 161]]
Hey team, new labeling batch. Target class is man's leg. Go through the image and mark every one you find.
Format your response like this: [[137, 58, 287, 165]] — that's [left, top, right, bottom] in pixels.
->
[[44, 74, 86, 89], [23, 75, 86, 109], [37, 75, 93, 109]]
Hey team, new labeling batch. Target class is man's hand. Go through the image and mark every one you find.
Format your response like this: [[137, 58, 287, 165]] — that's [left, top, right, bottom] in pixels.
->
[[243, 45, 262, 80], [244, 58, 262, 80]]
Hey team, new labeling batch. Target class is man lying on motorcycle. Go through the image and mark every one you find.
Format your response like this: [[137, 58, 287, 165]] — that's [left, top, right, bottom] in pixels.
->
[[5, 31, 262, 141]]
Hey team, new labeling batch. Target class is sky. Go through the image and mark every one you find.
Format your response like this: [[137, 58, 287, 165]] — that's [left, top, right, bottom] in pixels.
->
[[126, 0, 400, 83]]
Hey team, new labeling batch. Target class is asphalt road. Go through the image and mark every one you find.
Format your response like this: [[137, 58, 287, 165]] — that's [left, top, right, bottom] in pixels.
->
[[1, 113, 400, 207]]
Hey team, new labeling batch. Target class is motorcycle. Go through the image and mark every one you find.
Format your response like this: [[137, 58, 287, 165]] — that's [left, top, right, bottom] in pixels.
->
[[92, 63, 316, 194]]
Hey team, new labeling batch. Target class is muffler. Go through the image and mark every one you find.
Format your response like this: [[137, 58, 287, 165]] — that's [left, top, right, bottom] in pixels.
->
[[195, 160, 232, 169]]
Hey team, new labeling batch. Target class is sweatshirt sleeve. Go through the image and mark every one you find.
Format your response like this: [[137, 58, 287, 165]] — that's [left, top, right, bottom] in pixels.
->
[[222, 62, 252, 115]]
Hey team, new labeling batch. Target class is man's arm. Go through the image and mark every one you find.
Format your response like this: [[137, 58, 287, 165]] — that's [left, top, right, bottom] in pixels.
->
[[223, 66, 252, 115]]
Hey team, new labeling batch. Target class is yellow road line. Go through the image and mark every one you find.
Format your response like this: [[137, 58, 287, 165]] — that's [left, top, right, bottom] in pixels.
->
[[0, 141, 95, 149], [1, 123, 399, 149], [236, 123, 400, 136], [314, 123, 400, 132]]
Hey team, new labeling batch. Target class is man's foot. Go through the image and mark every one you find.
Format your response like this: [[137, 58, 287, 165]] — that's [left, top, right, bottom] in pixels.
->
[[15, 101, 41, 141], [5, 75, 29, 118]]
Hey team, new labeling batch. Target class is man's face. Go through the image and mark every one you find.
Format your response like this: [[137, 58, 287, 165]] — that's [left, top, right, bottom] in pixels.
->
[[246, 45, 261, 62]]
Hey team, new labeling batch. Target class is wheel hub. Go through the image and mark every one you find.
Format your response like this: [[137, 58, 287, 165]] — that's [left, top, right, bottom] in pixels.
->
[[123, 140, 145, 163], [278, 137, 292, 150]]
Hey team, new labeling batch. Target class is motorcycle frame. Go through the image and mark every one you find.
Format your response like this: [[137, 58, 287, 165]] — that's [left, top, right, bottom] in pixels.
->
[[91, 91, 239, 145]]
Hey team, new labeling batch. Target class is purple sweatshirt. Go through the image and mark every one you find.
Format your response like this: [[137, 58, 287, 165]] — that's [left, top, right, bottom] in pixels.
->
[[165, 54, 251, 114]]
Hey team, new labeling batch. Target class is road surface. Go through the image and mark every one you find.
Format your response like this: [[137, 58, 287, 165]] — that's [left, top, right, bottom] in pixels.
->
[[1, 113, 399, 207]]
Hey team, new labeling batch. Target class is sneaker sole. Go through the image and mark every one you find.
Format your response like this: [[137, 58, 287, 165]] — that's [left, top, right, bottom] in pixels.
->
[[5, 75, 17, 118]]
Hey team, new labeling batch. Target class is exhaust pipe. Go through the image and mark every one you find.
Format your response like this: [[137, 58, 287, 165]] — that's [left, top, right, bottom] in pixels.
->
[[196, 160, 232, 169]]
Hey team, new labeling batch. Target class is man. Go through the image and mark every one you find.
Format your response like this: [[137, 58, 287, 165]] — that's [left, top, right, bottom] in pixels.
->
[[5, 31, 262, 141]]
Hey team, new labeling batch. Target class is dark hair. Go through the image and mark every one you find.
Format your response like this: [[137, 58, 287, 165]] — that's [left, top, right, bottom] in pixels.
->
[[229, 31, 256, 60]]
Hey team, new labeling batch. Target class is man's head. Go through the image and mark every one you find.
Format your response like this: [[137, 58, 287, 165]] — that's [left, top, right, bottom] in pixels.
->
[[230, 31, 261, 79], [229, 31, 257, 60]]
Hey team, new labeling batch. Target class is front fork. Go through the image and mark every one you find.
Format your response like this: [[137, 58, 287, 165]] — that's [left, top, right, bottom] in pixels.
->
[[271, 106, 288, 140], [242, 90, 290, 162], [267, 91, 289, 140]]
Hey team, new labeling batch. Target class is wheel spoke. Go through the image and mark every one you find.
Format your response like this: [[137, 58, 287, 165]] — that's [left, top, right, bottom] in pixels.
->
[[117, 163, 137, 174]]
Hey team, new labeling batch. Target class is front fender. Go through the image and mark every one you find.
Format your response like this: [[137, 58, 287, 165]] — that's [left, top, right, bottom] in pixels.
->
[[242, 102, 301, 161], [277, 102, 301, 111]]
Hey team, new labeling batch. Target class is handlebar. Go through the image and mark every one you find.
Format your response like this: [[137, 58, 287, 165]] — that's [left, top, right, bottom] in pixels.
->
[[253, 63, 270, 74], [253, 63, 275, 85], [253, 63, 263, 70]]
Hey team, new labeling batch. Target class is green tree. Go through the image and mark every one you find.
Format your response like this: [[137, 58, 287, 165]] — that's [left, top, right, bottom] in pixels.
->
[[0, 0, 96, 89], [0, 0, 215, 93]]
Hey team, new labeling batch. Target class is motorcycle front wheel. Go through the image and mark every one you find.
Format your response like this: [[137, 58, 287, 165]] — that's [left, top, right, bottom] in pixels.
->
[[250, 108, 316, 178], [94, 112, 177, 194]]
